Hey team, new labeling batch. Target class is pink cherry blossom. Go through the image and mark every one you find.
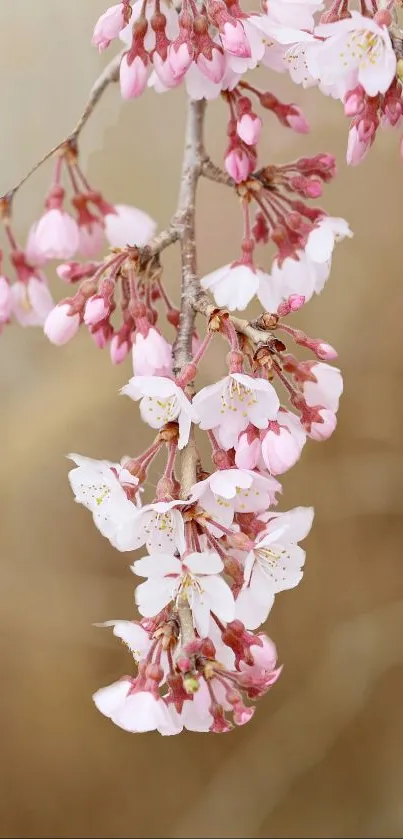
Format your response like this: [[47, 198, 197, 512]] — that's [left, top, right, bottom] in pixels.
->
[[194, 373, 280, 450], [30, 209, 80, 261], [92, 3, 127, 52], [84, 295, 109, 328], [235, 431, 261, 470], [308, 407, 337, 441], [44, 303, 80, 345], [201, 263, 267, 311], [104, 204, 156, 248], [132, 328, 172, 376], [220, 20, 251, 58], [235, 506, 313, 629], [260, 410, 306, 475], [110, 335, 130, 364], [346, 124, 372, 166], [121, 375, 198, 449], [120, 54, 149, 100], [133, 551, 235, 637], [78, 220, 105, 258], [302, 362, 343, 412], [11, 276, 54, 327], [224, 148, 253, 183], [236, 113, 262, 145], [0, 276, 12, 322], [190, 469, 281, 528]]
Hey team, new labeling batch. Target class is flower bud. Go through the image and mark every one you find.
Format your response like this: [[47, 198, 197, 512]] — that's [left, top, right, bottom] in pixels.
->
[[44, 303, 80, 345]]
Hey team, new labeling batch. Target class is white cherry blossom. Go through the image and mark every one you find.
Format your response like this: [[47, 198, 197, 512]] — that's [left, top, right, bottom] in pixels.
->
[[235, 506, 314, 629], [114, 500, 186, 554], [305, 216, 353, 264], [68, 454, 139, 542], [194, 373, 280, 450], [190, 469, 281, 528], [93, 681, 180, 734], [121, 375, 198, 449], [201, 263, 267, 311], [133, 551, 235, 637], [307, 12, 397, 98]]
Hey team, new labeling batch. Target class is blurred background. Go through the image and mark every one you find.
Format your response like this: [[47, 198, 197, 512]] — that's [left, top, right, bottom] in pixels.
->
[[1, 2, 403, 837]]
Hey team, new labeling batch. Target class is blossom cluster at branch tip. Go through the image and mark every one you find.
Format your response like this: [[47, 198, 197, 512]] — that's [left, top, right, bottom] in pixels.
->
[[6, 0, 396, 735]]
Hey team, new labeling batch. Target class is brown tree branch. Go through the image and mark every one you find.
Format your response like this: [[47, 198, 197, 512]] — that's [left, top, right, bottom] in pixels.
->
[[194, 292, 276, 345], [3, 50, 124, 203]]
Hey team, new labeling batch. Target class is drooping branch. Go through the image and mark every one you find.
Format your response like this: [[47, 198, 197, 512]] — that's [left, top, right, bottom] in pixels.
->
[[3, 50, 124, 203], [171, 98, 207, 648]]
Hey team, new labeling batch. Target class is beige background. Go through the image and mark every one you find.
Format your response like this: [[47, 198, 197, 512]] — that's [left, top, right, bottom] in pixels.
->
[[1, 2, 403, 837]]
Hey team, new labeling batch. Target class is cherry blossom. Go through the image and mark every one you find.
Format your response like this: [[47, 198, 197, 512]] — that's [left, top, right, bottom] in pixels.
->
[[11, 277, 54, 327], [308, 12, 397, 98], [104, 204, 157, 248], [236, 506, 314, 628], [133, 551, 235, 636], [201, 262, 270, 311], [29, 209, 80, 262], [94, 681, 179, 734], [44, 303, 81, 345], [302, 362, 343, 412], [190, 469, 281, 528], [68, 454, 139, 543], [122, 375, 198, 449], [113, 500, 186, 553], [92, 3, 128, 52], [260, 410, 307, 475], [132, 328, 173, 376], [194, 373, 280, 450]]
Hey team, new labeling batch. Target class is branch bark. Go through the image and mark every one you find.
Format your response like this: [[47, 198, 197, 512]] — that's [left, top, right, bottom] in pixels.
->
[[171, 98, 207, 648]]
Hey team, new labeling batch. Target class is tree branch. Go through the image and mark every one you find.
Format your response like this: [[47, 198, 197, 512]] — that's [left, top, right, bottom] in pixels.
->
[[194, 292, 276, 345], [171, 98, 207, 648], [3, 50, 124, 202]]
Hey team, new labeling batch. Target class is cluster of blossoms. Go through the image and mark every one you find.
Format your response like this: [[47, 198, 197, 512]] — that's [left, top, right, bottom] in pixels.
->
[[2, 0, 399, 734]]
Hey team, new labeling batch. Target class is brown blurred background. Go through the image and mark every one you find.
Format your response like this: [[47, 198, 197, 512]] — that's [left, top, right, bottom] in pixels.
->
[[1, 2, 403, 837]]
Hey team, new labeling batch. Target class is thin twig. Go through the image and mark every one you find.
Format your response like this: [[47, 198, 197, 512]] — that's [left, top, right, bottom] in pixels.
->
[[3, 50, 124, 202], [201, 157, 234, 188], [194, 292, 275, 345]]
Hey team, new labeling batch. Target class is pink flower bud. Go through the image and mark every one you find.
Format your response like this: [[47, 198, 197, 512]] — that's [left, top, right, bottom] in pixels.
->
[[308, 408, 337, 441], [0, 276, 12, 322], [44, 303, 80, 345], [315, 341, 338, 361], [32, 209, 80, 261], [236, 113, 262, 146], [344, 92, 364, 117], [153, 54, 182, 88], [120, 54, 148, 100], [92, 3, 127, 52], [110, 334, 130, 364], [78, 221, 105, 259], [261, 419, 305, 475], [225, 148, 252, 183], [84, 295, 109, 327], [285, 108, 309, 134], [346, 125, 371, 166], [220, 20, 251, 58], [168, 41, 193, 79], [91, 322, 114, 349], [235, 431, 260, 470], [197, 46, 225, 83]]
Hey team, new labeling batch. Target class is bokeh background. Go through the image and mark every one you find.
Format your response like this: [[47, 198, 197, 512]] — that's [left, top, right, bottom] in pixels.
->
[[1, 2, 403, 837]]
